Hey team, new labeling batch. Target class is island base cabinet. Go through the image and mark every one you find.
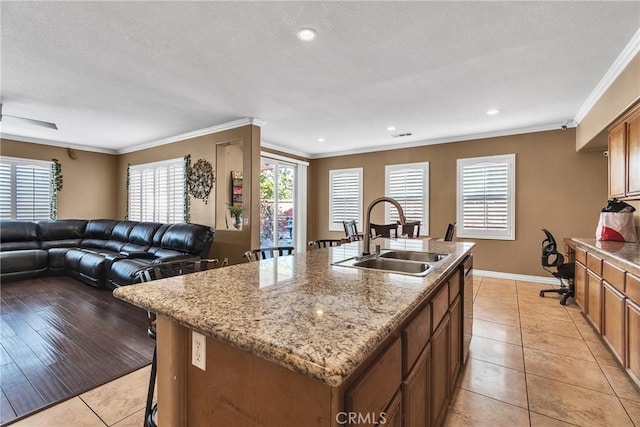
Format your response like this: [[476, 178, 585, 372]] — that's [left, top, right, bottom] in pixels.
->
[[575, 262, 587, 310], [626, 299, 640, 387], [382, 390, 402, 427], [587, 271, 602, 332], [402, 344, 431, 427], [449, 295, 461, 389], [602, 282, 625, 365], [431, 313, 451, 427]]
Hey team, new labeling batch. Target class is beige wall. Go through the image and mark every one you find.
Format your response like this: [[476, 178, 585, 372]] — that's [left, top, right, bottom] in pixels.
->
[[117, 125, 261, 264], [577, 53, 640, 151], [0, 138, 119, 219], [309, 129, 608, 276]]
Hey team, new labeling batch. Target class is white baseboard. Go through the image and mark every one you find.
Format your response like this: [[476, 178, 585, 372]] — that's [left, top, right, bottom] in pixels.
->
[[474, 269, 560, 285]]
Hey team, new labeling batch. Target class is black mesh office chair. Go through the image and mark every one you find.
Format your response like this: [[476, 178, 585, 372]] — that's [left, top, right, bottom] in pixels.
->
[[539, 228, 575, 305]]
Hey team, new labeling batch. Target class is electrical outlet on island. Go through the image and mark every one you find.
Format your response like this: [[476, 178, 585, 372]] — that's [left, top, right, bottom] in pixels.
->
[[192, 331, 206, 370]]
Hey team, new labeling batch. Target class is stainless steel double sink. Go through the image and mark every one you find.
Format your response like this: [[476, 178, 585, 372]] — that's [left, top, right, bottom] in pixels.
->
[[332, 249, 450, 277]]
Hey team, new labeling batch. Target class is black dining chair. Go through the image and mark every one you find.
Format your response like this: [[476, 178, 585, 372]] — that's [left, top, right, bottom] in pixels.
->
[[398, 220, 421, 238], [539, 228, 575, 305], [370, 223, 399, 238], [135, 258, 222, 427], [308, 239, 342, 250], [444, 223, 456, 241], [342, 220, 363, 242], [244, 246, 295, 261]]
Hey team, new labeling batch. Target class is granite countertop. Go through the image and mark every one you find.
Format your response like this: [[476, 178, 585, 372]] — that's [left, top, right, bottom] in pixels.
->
[[570, 237, 640, 276], [113, 238, 474, 387]]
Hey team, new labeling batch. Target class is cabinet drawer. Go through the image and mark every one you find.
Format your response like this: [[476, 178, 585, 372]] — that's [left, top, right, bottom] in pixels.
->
[[346, 337, 402, 424], [403, 304, 431, 376], [627, 273, 640, 304], [432, 283, 450, 331], [587, 253, 603, 275], [449, 270, 461, 304], [575, 247, 587, 265], [603, 261, 625, 293]]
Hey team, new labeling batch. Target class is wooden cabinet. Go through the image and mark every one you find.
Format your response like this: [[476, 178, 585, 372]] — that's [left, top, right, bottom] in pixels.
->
[[382, 390, 402, 427], [449, 295, 461, 389], [626, 299, 640, 388], [431, 313, 450, 427], [608, 101, 640, 199], [587, 270, 602, 331], [402, 344, 431, 427], [603, 282, 625, 365], [575, 261, 587, 310], [346, 337, 402, 427]]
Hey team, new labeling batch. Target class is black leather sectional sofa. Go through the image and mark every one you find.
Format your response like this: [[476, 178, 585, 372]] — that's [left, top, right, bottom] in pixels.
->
[[0, 219, 215, 288]]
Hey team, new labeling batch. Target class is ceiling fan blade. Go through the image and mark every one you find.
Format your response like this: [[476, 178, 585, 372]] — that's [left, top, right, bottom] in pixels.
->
[[2, 114, 58, 130]]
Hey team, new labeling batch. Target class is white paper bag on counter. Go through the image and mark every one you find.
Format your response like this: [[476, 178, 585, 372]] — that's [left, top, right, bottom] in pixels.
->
[[595, 212, 638, 242]]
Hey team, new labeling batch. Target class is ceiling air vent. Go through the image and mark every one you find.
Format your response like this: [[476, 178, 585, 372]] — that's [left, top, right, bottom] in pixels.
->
[[392, 132, 412, 138]]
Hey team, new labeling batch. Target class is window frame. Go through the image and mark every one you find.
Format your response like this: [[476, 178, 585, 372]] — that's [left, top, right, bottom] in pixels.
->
[[384, 162, 429, 236], [0, 156, 54, 221], [328, 167, 363, 232], [128, 157, 187, 223], [456, 154, 516, 240]]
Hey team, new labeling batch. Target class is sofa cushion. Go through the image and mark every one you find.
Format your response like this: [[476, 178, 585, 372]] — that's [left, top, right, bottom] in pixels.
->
[[39, 218, 87, 250], [0, 221, 40, 251], [0, 249, 48, 273], [129, 222, 162, 246], [110, 258, 155, 287], [48, 247, 75, 269], [152, 224, 172, 247], [78, 252, 106, 285], [83, 219, 118, 239]]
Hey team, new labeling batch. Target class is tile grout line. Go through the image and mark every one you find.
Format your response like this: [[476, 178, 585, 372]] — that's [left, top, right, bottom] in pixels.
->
[[514, 280, 533, 427]]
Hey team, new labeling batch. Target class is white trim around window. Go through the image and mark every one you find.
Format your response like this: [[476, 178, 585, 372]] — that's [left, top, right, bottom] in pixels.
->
[[329, 168, 363, 232], [456, 154, 515, 240], [384, 162, 429, 235]]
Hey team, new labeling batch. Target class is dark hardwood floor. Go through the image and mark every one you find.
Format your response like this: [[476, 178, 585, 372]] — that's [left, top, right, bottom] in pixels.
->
[[0, 276, 154, 425]]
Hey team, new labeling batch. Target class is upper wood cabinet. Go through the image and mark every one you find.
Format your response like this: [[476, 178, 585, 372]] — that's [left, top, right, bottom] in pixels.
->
[[609, 101, 640, 199]]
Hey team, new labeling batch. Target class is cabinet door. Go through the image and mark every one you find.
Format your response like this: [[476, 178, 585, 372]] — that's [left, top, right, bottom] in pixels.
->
[[380, 390, 402, 427], [575, 262, 587, 311], [587, 271, 602, 332], [402, 344, 431, 427], [627, 109, 640, 196], [431, 313, 450, 427], [449, 295, 461, 389], [609, 122, 627, 198], [346, 337, 402, 427], [626, 299, 640, 388], [602, 282, 625, 365]]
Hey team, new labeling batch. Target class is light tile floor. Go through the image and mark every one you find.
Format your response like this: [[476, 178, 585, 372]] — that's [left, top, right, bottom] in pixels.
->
[[11, 276, 640, 426]]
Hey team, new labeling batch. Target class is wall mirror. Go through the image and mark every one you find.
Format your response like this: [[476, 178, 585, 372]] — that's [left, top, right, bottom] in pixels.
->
[[215, 139, 243, 231]]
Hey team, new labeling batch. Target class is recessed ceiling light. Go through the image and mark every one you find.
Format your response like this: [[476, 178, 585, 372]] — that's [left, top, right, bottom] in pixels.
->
[[317, 137, 325, 142], [297, 28, 317, 41], [387, 126, 396, 131], [486, 109, 500, 115]]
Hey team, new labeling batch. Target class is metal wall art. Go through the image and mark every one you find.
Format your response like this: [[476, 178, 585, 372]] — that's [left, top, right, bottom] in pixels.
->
[[188, 158, 215, 204]]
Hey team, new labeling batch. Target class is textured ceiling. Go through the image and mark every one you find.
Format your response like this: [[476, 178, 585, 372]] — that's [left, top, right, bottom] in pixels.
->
[[0, 1, 639, 157]]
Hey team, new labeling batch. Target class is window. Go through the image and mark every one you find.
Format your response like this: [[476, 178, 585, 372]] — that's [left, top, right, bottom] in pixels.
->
[[0, 156, 54, 221], [329, 168, 363, 232], [128, 158, 186, 223], [385, 162, 429, 235], [457, 154, 515, 240]]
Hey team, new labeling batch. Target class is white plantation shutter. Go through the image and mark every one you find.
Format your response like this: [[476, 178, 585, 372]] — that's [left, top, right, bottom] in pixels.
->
[[329, 168, 362, 231], [385, 162, 429, 235], [457, 154, 515, 240], [128, 158, 185, 223], [0, 157, 53, 221]]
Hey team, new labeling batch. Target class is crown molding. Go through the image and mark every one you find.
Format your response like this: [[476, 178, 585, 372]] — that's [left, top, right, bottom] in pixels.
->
[[0, 132, 118, 154], [117, 117, 264, 154], [310, 122, 566, 159], [261, 140, 312, 159], [574, 28, 640, 124]]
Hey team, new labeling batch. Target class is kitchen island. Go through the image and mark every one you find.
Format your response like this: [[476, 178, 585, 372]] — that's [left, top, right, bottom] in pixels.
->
[[114, 238, 474, 426]]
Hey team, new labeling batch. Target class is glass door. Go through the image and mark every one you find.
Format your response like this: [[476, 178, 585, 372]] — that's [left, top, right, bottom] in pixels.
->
[[260, 158, 296, 249]]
